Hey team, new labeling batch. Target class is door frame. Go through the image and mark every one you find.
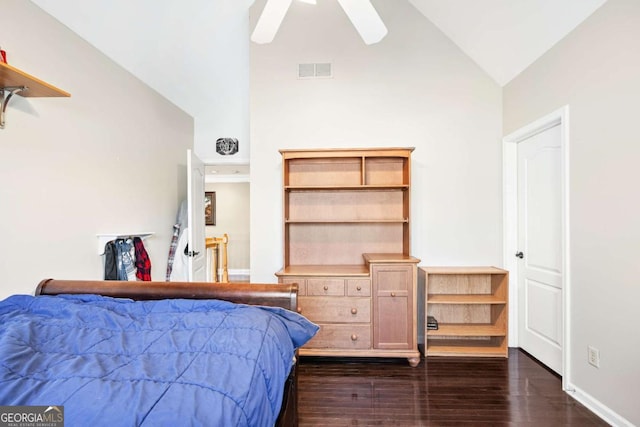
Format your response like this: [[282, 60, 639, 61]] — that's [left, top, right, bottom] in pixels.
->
[[205, 162, 251, 280], [502, 105, 571, 390], [187, 149, 207, 282]]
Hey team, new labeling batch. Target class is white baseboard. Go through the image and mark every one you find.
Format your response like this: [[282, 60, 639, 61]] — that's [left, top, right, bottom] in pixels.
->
[[207, 268, 250, 282], [566, 382, 633, 426], [226, 269, 250, 278]]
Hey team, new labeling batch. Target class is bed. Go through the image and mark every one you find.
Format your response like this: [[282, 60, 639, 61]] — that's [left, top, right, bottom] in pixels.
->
[[0, 279, 318, 427]]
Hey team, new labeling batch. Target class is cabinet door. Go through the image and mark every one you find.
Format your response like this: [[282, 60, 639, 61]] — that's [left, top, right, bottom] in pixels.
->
[[372, 264, 414, 350]]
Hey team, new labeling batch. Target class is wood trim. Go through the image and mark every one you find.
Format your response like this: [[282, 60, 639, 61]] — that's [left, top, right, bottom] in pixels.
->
[[279, 147, 415, 159], [35, 279, 298, 311], [298, 348, 420, 359], [0, 62, 70, 97], [277, 265, 370, 277]]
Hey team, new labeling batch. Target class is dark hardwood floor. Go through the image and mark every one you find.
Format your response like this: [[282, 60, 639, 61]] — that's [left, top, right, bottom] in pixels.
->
[[296, 349, 607, 426]]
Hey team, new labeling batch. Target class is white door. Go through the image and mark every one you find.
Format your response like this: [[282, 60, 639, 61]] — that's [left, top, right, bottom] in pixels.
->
[[187, 149, 206, 282], [517, 124, 563, 374]]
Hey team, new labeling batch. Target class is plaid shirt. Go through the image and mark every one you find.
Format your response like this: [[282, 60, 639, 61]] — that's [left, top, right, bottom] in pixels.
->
[[165, 223, 181, 280], [134, 237, 152, 281]]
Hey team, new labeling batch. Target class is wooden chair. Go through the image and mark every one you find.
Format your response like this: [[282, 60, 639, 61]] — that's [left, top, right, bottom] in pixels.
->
[[205, 234, 229, 283]]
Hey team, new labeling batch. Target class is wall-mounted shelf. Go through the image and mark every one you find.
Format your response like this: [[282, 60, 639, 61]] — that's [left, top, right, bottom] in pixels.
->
[[0, 62, 70, 128], [97, 233, 154, 255]]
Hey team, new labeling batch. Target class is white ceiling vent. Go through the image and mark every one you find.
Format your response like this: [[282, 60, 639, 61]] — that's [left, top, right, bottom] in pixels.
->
[[298, 63, 332, 79]]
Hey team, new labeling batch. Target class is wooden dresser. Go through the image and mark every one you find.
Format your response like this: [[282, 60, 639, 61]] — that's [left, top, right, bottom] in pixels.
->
[[276, 148, 420, 366]]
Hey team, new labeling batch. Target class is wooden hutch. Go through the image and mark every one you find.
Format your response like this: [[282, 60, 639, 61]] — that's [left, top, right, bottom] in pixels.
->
[[276, 147, 420, 366]]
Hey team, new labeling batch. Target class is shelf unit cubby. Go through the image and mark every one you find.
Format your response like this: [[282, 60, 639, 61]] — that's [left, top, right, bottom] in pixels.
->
[[281, 148, 412, 269], [419, 266, 509, 357]]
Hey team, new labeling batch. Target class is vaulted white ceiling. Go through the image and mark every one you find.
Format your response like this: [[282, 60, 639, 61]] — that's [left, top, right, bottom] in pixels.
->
[[30, 0, 254, 118], [407, 0, 607, 86], [30, 0, 607, 116]]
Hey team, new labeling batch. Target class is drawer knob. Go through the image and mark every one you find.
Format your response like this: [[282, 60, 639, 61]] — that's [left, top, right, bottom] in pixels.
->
[[351, 334, 358, 341], [297, 307, 302, 314], [391, 292, 396, 297], [323, 285, 329, 291], [356, 286, 362, 291], [351, 308, 358, 315]]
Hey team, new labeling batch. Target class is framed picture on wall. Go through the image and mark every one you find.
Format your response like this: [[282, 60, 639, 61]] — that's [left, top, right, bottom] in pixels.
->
[[205, 192, 215, 226]]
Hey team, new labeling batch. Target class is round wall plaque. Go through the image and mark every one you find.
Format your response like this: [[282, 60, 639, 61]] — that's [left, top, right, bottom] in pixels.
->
[[216, 138, 239, 155]]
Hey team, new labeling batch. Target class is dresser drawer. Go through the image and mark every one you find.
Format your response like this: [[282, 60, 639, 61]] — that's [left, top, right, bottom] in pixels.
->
[[299, 297, 370, 323], [305, 324, 371, 350], [279, 277, 306, 296], [347, 279, 371, 297], [307, 278, 345, 296]]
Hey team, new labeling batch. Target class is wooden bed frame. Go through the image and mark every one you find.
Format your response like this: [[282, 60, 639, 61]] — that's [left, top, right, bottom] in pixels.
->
[[35, 279, 300, 427]]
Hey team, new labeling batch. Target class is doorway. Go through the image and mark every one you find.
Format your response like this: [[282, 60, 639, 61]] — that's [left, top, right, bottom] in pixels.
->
[[503, 106, 570, 387], [205, 163, 250, 282]]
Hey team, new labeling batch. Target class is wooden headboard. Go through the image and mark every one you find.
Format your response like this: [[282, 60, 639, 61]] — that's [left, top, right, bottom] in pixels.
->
[[36, 279, 299, 312]]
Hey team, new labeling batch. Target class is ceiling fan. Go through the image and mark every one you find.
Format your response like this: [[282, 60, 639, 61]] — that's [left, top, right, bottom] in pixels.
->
[[251, 0, 388, 45]]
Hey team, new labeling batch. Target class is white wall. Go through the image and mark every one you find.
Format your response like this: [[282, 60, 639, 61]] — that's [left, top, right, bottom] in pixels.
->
[[193, 0, 253, 164], [503, 0, 640, 424], [249, 0, 503, 282], [30, 0, 252, 165], [0, 0, 193, 299]]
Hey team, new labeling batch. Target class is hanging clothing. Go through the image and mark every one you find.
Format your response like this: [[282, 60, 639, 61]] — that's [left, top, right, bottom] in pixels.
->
[[115, 239, 137, 281], [166, 223, 181, 280], [133, 237, 151, 281], [166, 200, 188, 280], [104, 241, 118, 280], [169, 227, 189, 282]]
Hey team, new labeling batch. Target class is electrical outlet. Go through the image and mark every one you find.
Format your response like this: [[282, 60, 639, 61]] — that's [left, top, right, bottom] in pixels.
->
[[588, 346, 600, 368]]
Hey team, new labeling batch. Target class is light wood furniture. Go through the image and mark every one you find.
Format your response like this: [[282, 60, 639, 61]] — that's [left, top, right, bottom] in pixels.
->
[[0, 62, 70, 128], [276, 147, 420, 366], [418, 267, 509, 357], [206, 234, 229, 283]]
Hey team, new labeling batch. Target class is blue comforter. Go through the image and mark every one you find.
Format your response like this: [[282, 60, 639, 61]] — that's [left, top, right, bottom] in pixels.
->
[[0, 294, 318, 426]]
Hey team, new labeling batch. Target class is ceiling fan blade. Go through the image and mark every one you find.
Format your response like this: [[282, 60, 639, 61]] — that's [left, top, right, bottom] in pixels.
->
[[336, 0, 387, 45], [251, 0, 293, 44]]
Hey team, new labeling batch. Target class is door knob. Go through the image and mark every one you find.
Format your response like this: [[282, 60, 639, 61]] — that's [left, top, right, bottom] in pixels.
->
[[515, 251, 524, 259]]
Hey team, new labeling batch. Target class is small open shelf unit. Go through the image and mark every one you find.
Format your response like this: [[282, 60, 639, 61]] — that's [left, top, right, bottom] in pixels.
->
[[419, 266, 509, 358]]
